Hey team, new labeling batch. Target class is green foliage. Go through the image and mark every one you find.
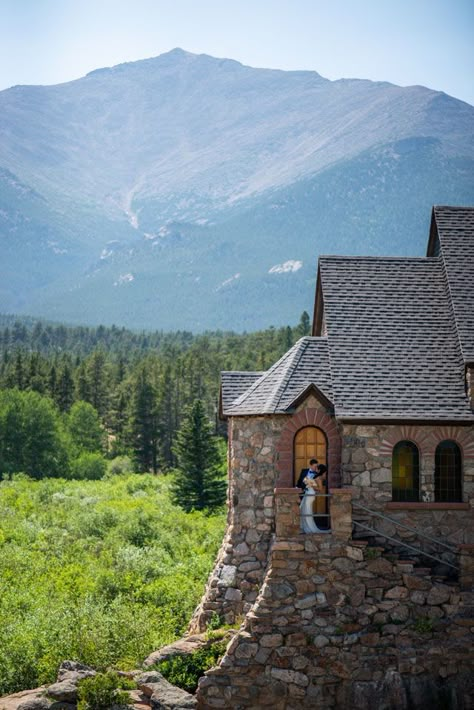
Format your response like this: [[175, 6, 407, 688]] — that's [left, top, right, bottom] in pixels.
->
[[70, 452, 107, 480], [206, 612, 222, 631], [0, 317, 305, 469], [171, 399, 226, 512], [413, 617, 434, 633], [154, 641, 228, 694], [106, 456, 134, 477], [76, 671, 132, 710], [67, 401, 104, 453], [0, 474, 225, 695], [0, 389, 69, 479]]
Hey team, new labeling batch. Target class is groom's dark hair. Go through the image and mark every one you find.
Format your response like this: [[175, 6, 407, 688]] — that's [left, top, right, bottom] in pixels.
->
[[309, 458, 318, 465]]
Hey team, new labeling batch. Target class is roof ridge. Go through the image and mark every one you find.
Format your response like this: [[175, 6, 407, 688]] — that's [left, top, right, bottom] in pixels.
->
[[229, 346, 297, 409], [267, 338, 311, 412], [434, 211, 472, 365], [319, 255, 434, 262], [222, 370, 265, 375]]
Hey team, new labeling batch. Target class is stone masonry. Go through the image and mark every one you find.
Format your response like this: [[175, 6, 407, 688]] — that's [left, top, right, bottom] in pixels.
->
[[196, 490, 474, 709], [342, 423, 474, 568], [189, 395, 340, 633]]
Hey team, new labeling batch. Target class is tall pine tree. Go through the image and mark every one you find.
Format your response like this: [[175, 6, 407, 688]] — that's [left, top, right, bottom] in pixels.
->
[[171, 399, 226, 512]]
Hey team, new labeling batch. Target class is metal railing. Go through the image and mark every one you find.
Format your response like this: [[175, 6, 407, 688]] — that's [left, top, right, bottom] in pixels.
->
[[352, 501, 459, 571]]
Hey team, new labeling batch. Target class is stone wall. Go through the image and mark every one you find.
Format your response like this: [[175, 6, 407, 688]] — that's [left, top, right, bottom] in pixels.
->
[[189, 395, 340, 633], [196, 490, 474, 709], [342, 423, 474, 566], [189, 414, 290, 632]]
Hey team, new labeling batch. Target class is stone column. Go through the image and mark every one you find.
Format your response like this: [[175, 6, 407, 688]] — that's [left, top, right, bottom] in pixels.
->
[[329, 488, 353, 541], [274, 487, 301, 537]]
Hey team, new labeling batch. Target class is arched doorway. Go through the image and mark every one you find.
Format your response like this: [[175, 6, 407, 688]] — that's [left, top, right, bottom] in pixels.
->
[[293, 426, 327, 485]]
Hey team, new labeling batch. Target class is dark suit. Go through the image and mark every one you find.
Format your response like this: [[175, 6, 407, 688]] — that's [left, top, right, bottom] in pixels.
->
[[296, 468, 317, 491]]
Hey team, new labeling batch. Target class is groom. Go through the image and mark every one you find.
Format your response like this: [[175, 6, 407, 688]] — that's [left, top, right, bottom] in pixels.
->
[[296, 458, 318, 491]]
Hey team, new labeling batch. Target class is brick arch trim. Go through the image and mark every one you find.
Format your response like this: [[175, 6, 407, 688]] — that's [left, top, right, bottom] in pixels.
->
[[275, 408, 341, 488], [430, 427, 474, 464], [379, 426, 431, 459], [379, 424, 474, 463]]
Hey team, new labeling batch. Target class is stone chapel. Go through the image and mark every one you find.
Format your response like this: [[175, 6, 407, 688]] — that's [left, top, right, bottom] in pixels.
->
[[193, 206, 474, 709]]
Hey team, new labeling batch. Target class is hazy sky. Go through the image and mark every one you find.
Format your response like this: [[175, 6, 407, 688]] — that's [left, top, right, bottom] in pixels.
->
[[0, 0, 473, 104]]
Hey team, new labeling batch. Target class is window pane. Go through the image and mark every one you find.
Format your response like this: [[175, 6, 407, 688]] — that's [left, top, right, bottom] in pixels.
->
[[392, 441, 419, 502], [435, 441, 462, 502]]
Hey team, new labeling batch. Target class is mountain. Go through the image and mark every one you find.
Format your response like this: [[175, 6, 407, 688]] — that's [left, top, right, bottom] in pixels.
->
[[1, 48, 473, 331]]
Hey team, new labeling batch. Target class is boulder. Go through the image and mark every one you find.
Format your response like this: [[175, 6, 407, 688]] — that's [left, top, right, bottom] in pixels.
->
[[56, 661, 96, 683], [45, 681, 78, 703], [140, 677, 197, 709], [16, 698, 52, 710]]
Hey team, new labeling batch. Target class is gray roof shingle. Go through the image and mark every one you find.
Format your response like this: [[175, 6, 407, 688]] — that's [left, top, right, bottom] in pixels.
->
[[221, 206, 474, 421], [223, 337, 332, 416], [221, 371, 264, 415], [432, 206, 474, 364], [319, 254, 472, 420]]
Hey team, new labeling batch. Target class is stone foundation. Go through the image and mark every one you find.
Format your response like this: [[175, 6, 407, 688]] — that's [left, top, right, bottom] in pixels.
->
[[196, 490, 474, 709], [189, 415, 289, 631]]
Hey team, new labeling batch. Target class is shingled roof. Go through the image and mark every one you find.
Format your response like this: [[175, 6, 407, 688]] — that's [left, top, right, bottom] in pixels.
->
[[221, 205, 474, 421], [429, 206, 474, 364], [220, 371, 264, 416], [222, 337, 332, 416], [318, 254, 471, 420]]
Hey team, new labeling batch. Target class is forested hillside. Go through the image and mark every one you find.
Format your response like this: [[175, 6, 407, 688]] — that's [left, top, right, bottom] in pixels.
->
[[0, 313, 309, 474]]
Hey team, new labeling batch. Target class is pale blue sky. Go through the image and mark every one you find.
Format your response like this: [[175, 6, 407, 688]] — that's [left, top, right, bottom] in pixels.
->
[[0, 0, 473, 104]]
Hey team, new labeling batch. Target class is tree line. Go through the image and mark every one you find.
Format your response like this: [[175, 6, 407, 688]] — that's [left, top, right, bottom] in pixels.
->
[[0, 312, 311, 478]]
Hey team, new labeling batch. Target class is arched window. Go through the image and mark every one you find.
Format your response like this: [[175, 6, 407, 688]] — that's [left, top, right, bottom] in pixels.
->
[[392, 441, 419, 502], [435, 441, 462, 502], [294, 426, 327, 485]]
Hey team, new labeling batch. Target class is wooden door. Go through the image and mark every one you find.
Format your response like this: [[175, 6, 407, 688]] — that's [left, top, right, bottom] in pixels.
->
[[293, 426, 327, 485]]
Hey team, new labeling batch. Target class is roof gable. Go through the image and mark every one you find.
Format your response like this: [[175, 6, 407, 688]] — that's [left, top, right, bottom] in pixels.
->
[[222, 337, 333, 416]]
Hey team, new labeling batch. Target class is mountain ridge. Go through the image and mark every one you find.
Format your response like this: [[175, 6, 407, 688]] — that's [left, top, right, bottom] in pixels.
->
[[1, 49, 473, 331]]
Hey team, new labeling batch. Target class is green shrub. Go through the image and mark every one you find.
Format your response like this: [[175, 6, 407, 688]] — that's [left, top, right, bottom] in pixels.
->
[[76, 671, 132, 710], [154, 641, 227, 694], [70, 453, 107, 480], [106, 456, 134, 477], [206, 612, 222, 631], [0, 474, 225, 695], [413, 617, 433, 633]]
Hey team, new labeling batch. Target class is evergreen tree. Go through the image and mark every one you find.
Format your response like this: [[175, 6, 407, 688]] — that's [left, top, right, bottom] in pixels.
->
[[67, 401, 103, 453], [296, 311, 311, 338], [56, 360, 75, 412], [85, 350, 109, 416], [128, 368, 160, 473], [171, 399, 226, 512]]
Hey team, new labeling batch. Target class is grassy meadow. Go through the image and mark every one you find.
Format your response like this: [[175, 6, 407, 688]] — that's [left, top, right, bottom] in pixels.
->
[[0, 473, 225, 696]]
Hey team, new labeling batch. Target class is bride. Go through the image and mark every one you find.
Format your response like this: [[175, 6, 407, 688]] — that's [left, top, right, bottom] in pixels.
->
[[300, 471, 328, 533]]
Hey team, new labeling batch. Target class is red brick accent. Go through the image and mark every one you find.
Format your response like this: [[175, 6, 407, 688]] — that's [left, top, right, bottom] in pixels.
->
[[379, 424, 474, 462], [275, 408, 341, 488], [429, 427, 474, 462], [379, 425, 431, 458], [386, 502, 470, 510]]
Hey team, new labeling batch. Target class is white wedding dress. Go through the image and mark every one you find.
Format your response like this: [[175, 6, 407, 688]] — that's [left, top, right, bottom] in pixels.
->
[[300, 483, 328, 533], [300, 488, 320, 533]]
